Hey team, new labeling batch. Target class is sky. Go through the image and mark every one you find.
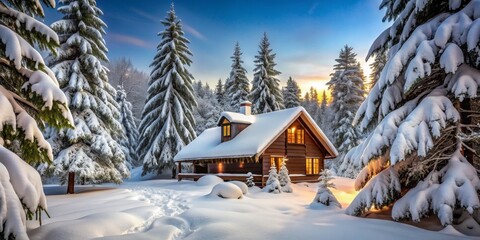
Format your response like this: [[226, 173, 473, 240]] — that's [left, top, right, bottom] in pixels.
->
[[44, 0, 390, 95]]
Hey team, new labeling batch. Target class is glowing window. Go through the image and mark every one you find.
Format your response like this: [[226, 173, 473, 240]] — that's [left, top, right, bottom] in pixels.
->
[[222, 119, 231, 137], [296, 129, 304, 144], [287, 128, 295, 143], [306, 158, 312, 175], [313, 158, 319, 174]]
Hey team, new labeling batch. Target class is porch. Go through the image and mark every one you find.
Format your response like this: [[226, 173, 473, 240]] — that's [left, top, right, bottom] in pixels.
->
[[177, 172, 319, 186]]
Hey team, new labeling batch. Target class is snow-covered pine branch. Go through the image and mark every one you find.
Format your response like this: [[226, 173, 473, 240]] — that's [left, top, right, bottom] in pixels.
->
[[0, 0, 74, 238], [346, 0, 480, 225]]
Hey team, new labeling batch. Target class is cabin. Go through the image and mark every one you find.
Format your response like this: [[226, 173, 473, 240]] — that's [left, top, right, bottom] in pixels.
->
[[174, 101, 338, 186]]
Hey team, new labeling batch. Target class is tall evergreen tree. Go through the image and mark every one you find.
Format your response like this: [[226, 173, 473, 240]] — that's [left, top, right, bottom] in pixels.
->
[[117, 85, 139, 168], [194, 82, 222, 135], [368, 51, 387, 90], [0, 1, 74, 237], [225, 42, 250, 111], [215, 78, 225, 106], [345, 0, 480, 226], [283, 77, 301, 108], [249, 33, 284, 113], [48, 0, 129, 193], [138, 5, 196, 176], [326, 45, 365, 177]]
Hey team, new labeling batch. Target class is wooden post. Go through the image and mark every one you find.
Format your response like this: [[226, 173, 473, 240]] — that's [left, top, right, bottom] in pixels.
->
[[177, 162, 182, 181], [67, 172, 75, 194]]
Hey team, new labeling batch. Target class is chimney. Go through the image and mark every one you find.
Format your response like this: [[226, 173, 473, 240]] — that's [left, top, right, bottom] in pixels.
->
[[240, 101, 252, 115]]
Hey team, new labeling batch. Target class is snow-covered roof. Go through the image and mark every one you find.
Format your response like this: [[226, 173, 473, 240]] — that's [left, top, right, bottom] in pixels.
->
[[174, 107, 338, 162], [216, 111, 255, 125]]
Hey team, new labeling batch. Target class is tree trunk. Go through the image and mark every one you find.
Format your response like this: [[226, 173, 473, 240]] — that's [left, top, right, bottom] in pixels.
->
[[171, 166, 177, 179], [67, 172, 75, 194]]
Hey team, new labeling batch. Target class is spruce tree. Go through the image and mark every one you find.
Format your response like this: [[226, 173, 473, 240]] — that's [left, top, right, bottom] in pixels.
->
[[326, 45, 365, 177], [117, 85, 139, 168], [215, 78, 225, 106], [278, 159, 293, 193], [138, 5, 196, 176], [368, 51, 387, 90], [263, 163, 281, 194], [225, 42, 250, 111], [0, 0, 74, 238], [48, 0, 128, 193], [250, 33, 284, 113], [345, 0, 480, 226], [283, 77, 301, 108], [194, 82, 222, 135], [311, 169, 341, 208], [246, 172, 255, 187]]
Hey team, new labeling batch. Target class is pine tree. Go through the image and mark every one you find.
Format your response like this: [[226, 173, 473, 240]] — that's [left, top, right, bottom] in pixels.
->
[[48, 0, 128, 193], [283, 77, 301, 108], [263, 162, 281, 193], [246, 172, 255, 187], [117, 85, 139, 168], [311, 169, 341, 208], [138, 5, 196, 176], [345, 0, 480, 226], [0, 0, 74, 238], [250, 33, 284, 113], [278, 158, 293, 193], [326, 45, 366, 177], [225, 42, 250, 111], [368, 51, 387, 90], [215, 78, 225, 106], [319, 90, 328, 116], [194, 82, 222, 135]]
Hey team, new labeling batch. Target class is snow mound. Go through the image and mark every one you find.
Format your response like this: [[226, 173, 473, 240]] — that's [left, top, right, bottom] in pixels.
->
[[229, 181, 248, 194], [208, 182, 243, 199], [197, 175, 224, 186]]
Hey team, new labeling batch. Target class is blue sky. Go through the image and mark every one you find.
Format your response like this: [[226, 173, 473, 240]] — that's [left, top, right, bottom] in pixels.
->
[[44, 0, 389, 94]]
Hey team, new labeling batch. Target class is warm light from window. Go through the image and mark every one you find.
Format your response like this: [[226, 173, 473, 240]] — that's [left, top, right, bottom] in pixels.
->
[[313, 158, 319, 174], [218, 163, 223, 173], [306, 158, 312, 175]]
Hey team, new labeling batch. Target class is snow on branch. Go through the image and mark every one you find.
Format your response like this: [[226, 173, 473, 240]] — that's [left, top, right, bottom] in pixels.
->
[[392, 150, 480, 225]]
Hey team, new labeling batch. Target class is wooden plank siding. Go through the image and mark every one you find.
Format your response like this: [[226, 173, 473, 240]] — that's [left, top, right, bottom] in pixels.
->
[[260, 119, 326, 183]]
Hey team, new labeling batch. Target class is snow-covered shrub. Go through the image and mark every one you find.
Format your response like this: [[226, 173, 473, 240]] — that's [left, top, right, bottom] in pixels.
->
[[311, 169, 341, 208], [345, 0, 480, 225], [209, 182, 243, 199], [246, 172, 255, 187], [197, 175, 224, 186], [263, 163, 282, 194], [278, 158, 293, 193], [229, 181, 249, 194]]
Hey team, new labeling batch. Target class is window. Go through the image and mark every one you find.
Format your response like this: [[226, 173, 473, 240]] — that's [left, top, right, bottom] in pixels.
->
[[296, 129, 304, 144], [306, 158, 312, 175], [306, 157, 320, 175], [270, 157, 283, 172], [287, 128, 295, 143], [222, 119, 231, 137], [287, 127, 304, 144]]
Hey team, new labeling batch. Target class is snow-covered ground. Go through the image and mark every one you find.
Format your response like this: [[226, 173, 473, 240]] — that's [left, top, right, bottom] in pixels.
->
[[27, 173, 473, 240]]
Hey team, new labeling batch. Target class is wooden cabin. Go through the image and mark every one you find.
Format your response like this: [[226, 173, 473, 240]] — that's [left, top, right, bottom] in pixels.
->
[[174, 101, 338, 186]]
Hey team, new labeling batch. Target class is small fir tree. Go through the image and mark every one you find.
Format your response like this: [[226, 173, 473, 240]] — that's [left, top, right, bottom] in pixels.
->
[[225, 42, 250, 111], [368, 50, 387, 90], [283, 77, 301, 108], [312, 169, 341, 208], [48, 0, 129, 193], [138, 5, 197, 176], [246, 172, 255, 187], [278, 158, 293, 193], [249, 33, 284, 113], [117, 85, 139, 168], [264, 162, 281, 194]]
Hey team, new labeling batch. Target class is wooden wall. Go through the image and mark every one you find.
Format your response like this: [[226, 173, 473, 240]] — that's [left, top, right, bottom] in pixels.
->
[[207, 162, 262, 174]]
